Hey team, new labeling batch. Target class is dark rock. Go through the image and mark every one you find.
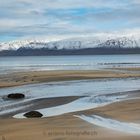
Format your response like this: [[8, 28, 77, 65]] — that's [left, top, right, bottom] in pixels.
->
[[24, 111, 43, 118], [7, 93, 25, 99]]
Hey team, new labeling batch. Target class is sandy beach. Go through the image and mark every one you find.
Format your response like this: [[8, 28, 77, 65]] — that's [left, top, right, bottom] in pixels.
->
[[0, 69, 140, 88], [0, 97, 140, 140], [0, 69, 140, 140]]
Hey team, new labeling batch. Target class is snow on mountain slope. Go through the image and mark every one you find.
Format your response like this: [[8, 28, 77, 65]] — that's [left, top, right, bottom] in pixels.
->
[[0, 35, 140, 51], [98, 36, 140, 48], [0, 36, 106, 51]]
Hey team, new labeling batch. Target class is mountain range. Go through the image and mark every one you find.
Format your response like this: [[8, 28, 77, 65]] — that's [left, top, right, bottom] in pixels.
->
[[0, 35, 140, 56]]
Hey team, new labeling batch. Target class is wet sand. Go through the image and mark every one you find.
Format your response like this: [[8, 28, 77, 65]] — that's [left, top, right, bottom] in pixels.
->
[[0, 69, 140, 139], [0, 70, 140, 88], [0, 96, 84, 118], [111, 67, 140, 71], [73, 97, 140, 123], [0, 98, 140, 140]]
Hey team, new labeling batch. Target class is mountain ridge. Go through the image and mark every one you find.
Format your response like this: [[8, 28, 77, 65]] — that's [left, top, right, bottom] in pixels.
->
[[0, 35, 140, 56]]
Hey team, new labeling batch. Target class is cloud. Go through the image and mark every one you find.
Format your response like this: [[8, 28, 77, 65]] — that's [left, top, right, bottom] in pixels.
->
[[0, 0, 140, 42]]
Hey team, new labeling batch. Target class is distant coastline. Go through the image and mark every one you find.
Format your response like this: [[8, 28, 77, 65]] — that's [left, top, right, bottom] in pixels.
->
[[1, 47, 140, 56]]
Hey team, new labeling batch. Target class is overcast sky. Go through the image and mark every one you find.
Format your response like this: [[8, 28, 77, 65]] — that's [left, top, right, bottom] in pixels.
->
[[0, 0, 140, 42]]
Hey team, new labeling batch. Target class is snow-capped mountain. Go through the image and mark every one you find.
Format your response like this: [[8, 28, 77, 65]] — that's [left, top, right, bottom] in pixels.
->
[[0, 37, 105, 51], [98, 36, 140, 48], [0, 35, 140, 52]]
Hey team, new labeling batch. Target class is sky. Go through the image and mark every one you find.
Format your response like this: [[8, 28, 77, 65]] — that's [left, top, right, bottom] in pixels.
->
[[0, 0, 140, 42]]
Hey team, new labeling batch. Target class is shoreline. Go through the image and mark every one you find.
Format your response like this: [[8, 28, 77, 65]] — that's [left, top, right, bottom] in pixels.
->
[[0, 69, 140, 88], [0, 96, 84, 118]]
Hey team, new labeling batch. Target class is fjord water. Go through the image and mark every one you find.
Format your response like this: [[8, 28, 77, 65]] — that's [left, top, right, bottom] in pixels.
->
[[0, 54, 140, 74]]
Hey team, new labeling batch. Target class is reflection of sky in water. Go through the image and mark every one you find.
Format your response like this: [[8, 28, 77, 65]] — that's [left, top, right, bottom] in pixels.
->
[[0, 77, 140, 117], [0, 78, 140, 107], [75, 115, 140, 135], [14, 94, 126, 119], [0, 55, 140, 74]]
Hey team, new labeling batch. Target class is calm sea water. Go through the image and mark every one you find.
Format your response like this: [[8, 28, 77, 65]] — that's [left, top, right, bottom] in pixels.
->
[[0, 55, 140, 74]]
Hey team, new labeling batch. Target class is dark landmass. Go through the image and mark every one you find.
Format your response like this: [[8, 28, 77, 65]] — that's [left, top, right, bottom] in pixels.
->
[[0, 47, 140, 56]]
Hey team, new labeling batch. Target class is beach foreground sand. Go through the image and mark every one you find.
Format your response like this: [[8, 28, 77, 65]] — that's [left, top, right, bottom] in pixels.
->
[[0, 98, 140, 140], [0, 69, 140, 140]]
